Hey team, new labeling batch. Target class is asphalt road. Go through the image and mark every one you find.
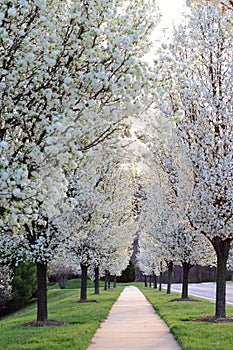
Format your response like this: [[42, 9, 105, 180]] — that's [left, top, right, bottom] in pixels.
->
[[162, 282, 233, 306]]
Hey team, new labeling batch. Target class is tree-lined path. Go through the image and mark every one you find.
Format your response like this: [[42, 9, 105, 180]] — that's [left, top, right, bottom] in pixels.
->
[[87, 286, 181, 350]]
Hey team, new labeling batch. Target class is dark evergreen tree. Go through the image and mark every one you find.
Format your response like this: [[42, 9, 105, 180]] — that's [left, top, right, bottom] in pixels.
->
[[8, 261, 37, 312], [117, 260, 136, 283]]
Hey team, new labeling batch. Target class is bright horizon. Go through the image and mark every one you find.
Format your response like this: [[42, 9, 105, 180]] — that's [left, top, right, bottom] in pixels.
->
[[156, 0, 187, 27], [154, 0, 187, 43], [143, 0, 187, 63]]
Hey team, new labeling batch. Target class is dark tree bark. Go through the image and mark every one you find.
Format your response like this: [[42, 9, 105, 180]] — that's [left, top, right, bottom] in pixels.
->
[[181, 262, 192, 299], [149, 275, 152, 288], [107, 273, 111, 289], [36, 262, 48, 322], [113, 275, 117, 288], [166, 261, 173, 295], [104, 271, 108, 290], [94, 266, 99, 295], [144, 275, 148, 287], [56, 274, 68, 289], [80, 263, 88, 301], [153, 272, 157, 289], [212, 237, 232, 318], [159, 271, 162, 291]]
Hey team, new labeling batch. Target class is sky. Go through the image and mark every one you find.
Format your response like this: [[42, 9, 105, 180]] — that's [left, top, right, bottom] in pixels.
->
[[143, 0, 187, 63], [155, 0, 187, 40], [156, 0, 187, 27], [134, 0, 188, 149]]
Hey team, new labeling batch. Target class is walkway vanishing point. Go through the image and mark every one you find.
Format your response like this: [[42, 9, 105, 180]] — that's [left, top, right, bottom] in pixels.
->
[[87, 286, 181, 350]]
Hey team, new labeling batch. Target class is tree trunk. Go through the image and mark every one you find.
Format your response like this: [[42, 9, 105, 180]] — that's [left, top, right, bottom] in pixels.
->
[[57, 274, 68, 289], [153, 272, 157, 289], [144, 275, 148, 287], [181, 262, 191, 299], [212, 237, 231, 318], [36, 262, 48, 322], [166, 261, 173, 295], [80, 264, 88, 301], [159, 271, 162, 291], [113, 275, 117, 288], [104, 271, 108, 290], [108, 273, 111, 289], [94, 266, 99, 295], [149, 275, 152, 288]]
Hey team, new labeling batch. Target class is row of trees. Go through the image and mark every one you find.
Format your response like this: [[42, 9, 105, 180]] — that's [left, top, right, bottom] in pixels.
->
[[0, 0, 159, 323], [65, 148, 138, 300], [137, 116, 216, 297], [137, 0, 232, 318], [0, 0, 232, 323]]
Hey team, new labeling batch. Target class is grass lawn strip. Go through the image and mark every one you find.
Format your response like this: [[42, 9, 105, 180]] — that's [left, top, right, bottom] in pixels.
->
[[0, 283, 124, 350], [2, 280, 233, 350], [139, 285, 233, 350]]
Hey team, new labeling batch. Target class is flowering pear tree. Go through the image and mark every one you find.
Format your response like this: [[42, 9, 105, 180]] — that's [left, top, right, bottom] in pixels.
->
[[0, 0, 159, 323], [227, 246, 233, 280], [67, 145, 137, 300], [100, 222, 136, 285], [156, 1, 233, 317], [0, 265, 12, 308], [49, 256, 79, 289], [137, 231, 162, 288], [138, 115, 216, 298]]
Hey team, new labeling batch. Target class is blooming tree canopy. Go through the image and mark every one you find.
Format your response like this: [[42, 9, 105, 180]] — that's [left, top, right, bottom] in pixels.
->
[[137, 116, 216, 296], [0, 0, 159, 322], [156, 1, 233, 317], [67, 145, 137, 299], [137, 231, 162, 278], [0, 265, 12, 308], [0, 0, 158, 227]]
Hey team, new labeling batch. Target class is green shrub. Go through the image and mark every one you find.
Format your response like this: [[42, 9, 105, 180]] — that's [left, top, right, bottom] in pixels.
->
[[117, 260, 136, 282], [7, 260, 37, 312]]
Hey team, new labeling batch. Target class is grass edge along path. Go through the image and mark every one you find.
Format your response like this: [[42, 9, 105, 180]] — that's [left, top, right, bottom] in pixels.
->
[[139, 285, 233, 350], [0, 283, 124, 350]]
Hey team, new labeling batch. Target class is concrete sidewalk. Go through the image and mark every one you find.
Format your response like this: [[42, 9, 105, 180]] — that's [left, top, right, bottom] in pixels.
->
[[87, 286, 181, 350]]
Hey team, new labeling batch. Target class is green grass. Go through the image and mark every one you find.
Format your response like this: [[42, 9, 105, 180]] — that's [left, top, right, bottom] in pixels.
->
[[0, 280, 124, 350], [48, 278, 102, 290], [2, 280, 233, 350], [139, 285, 233, 350]]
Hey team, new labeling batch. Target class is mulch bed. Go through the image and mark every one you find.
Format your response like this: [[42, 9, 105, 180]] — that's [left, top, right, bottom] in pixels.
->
[[193, 316, 233, 323], [20, 320, 70, 328], [170, 297, 200, 302], [74, 299, 97, 303]]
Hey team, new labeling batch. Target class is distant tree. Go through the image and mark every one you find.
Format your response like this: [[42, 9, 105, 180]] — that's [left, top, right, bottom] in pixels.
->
[[137, 232, 162, 285], [67, 148, 137, 301], [137, 115, 216, 298], [49, 258, 79, 289], [0, 265, 12, 311], [117, 260, 136, 283], [157, 2, 233, 317]]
